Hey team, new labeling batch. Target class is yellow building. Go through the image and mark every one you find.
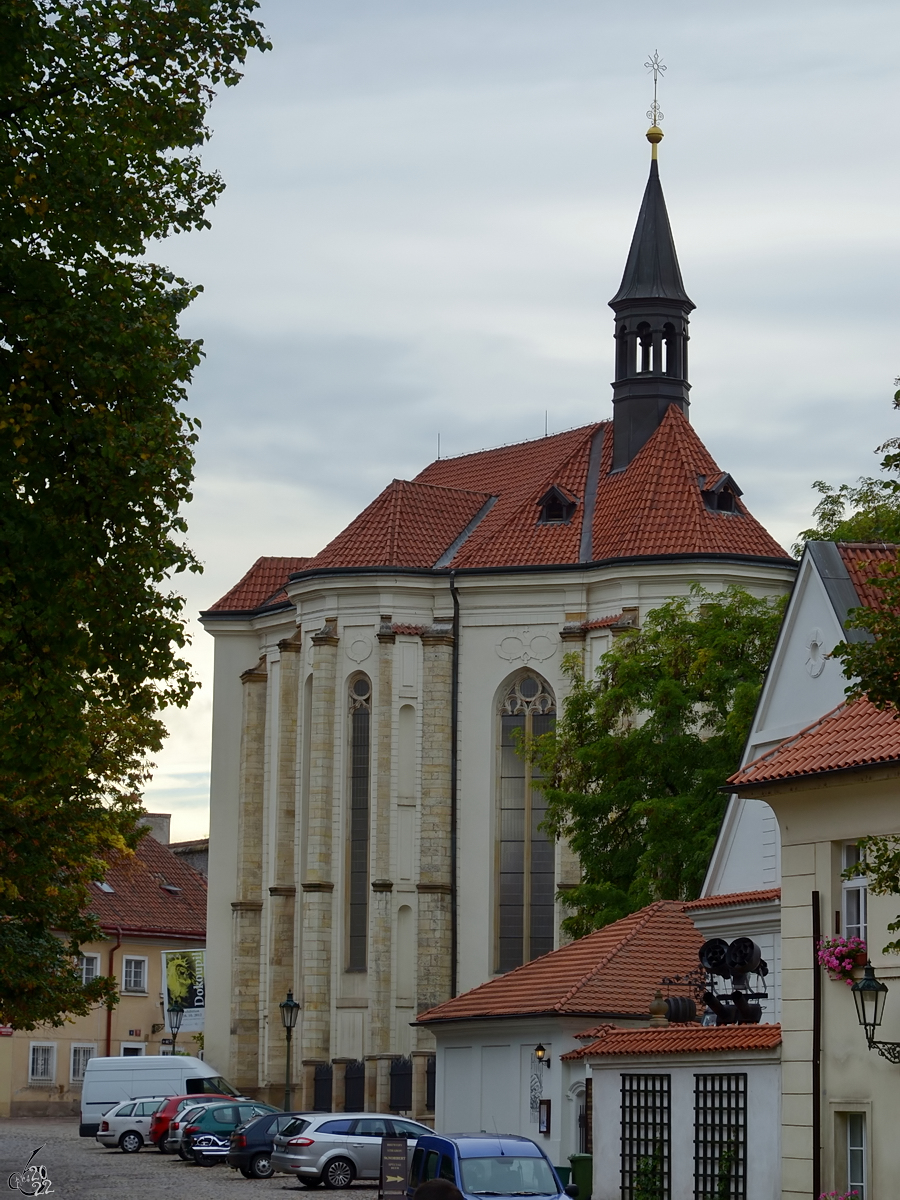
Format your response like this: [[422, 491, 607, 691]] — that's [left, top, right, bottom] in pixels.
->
[[0, 831, 207, 1118]]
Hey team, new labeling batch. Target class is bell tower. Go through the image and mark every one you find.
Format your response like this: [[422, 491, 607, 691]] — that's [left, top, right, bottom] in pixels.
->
[[609, 55, 695, 471]]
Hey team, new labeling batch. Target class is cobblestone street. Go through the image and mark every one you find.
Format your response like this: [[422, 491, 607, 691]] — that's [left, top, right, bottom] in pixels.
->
[[1, 1118, 381, 1200]]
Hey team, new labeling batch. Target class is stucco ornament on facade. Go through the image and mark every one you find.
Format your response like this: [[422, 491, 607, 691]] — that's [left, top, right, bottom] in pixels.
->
[[496, 630, 556, 665], [805, 626, 827, 678], [346, 634, 373, 664]]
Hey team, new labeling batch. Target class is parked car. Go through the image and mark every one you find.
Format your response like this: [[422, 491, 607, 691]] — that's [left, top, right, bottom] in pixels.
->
[[227, 1110, 305, 1179], [166, 1101, 225, 1159], [272, 1113, 433, 1187], [407, 1134, 578, 1200], [149, 1092, 236, 1152], [95, 1097, 168, 1153], [184, 1101, 281, 1166]]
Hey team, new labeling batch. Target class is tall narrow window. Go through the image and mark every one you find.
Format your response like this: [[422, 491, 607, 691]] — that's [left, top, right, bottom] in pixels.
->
[[498, 674, 556, 972], [847, 1112, 866, 1199], [347, 675, 371, 971], [693, 1073, 747, 1200], [620, 1074, 671, 1200], [843, 843, 868, 943]]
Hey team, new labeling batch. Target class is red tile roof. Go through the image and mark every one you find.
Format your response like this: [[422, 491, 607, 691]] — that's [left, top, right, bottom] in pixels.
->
[[729, 696, 900, 788], [206, 407, 793, 609], [684, 888, 780, 910], [836, 543, 900, 609], [205, 556, 310, 614], [563, 1023, 781, 1059], [583, 614, 625, 630], [87, 835, 207, 940], [590, 407, 787, 561], [304, 480, 494, 572], [417, 901, 703, 1023]]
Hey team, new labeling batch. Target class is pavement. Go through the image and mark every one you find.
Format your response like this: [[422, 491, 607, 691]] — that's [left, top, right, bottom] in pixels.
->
[[0, 1117, 382, 1200]]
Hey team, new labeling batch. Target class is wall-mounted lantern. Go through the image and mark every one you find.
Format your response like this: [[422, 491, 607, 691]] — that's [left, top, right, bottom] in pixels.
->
[[851, 963, 899, 1063], [534, 1043, 550, 1068]]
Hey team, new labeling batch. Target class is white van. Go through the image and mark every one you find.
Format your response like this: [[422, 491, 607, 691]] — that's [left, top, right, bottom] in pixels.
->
[[79, 1055, 240, 1136]]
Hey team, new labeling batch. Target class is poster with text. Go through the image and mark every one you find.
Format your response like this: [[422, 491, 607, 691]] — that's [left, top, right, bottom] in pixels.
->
[[162, 949, 206, 1034]]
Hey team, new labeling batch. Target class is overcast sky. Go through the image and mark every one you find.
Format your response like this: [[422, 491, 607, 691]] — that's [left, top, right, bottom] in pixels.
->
[[142, 0, 900, 840]]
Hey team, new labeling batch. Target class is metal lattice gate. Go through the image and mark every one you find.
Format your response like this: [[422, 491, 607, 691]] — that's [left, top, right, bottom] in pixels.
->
[[620, 1074, 670, 1200], [344, 1060, 365, 1111], [693, 1074, 747, 1200], [389, 1056, 413, 1111], [313, 1062, 333, 1112]]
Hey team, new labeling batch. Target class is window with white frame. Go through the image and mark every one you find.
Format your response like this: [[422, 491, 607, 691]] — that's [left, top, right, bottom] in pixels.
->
[[78, 954, 99, 985], [842, 843, 868, 943], [847, 1112, 866, 1199], [122, 956, 147, 992], [71, 1044, 96, 1082], [29, 1043, 56, 1084]]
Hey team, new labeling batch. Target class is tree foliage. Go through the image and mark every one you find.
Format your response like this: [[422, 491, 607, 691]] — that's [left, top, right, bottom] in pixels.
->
[[0, 0, 268, 1026], [792, 380, 900, 554], [536, 586, 786, 938]]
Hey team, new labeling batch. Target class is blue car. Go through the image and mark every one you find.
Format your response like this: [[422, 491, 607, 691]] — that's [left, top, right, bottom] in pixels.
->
[[408, 1134, 577, 1200]]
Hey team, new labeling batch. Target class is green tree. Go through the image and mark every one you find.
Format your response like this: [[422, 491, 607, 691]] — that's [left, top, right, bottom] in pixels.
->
[[792, 380, 900, 553], [536, 586, 786, 937], [0, 0, 268, 1027], [846, 837, 900, 956]]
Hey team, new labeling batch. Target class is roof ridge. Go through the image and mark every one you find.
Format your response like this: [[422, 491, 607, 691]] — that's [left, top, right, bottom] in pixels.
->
[[555, 901, 669, 1011]]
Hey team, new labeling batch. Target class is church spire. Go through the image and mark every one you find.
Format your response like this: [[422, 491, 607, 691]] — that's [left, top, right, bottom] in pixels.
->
[[609, 55, 695, 471]]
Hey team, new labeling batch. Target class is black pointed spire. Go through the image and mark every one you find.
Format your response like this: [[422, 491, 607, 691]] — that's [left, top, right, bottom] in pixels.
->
[[611, 159, 693, 307], [609, 149, 695, 471]]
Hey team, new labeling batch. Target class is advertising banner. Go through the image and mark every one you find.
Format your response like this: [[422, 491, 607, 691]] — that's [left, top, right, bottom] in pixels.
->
[[161, 949, 206, 1033]]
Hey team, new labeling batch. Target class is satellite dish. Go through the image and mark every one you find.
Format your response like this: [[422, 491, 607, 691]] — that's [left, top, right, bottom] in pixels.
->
[[726, 937, 762, 975], [699, 938, 731, 977]]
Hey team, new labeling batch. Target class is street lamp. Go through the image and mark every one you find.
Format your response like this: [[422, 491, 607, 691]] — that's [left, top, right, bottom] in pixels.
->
[[167, 1001, 184, 1055], [280, 990, 300, 1111], [850, 963, 898, 1063]]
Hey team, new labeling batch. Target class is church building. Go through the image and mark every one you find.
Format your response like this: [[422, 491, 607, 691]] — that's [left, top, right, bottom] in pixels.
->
[[200, 130, 797, 1110]]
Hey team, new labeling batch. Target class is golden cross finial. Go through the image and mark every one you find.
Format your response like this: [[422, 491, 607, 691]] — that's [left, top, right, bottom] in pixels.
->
[[644, 50, 666, 159]]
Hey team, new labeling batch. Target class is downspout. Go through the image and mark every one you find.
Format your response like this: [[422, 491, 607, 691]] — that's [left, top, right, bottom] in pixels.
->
[[449, 572, 460, 998], [811, 891, 822, 1199], [105, 927, 123, 1057]]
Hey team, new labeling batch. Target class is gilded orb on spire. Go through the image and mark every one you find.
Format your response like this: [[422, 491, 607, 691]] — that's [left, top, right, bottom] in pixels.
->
[[644, 50, 666, 159]]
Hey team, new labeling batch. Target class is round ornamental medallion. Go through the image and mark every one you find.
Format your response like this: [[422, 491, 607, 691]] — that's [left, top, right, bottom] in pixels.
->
[[805, 627, 827, 678], [347, 635, 373, 664]]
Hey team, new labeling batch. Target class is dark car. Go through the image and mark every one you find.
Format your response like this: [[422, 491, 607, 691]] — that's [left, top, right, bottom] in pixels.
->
[[185, 1101, 280, 1166], [408, 1134, 577, 1200], [228, 1110, 304, 1179]]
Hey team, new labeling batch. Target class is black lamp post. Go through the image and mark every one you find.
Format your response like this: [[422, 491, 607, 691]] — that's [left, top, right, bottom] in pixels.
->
[[851, 963, 898, 1063], [280, 990, 300, 1112], [167, 1001, 184, 1055]]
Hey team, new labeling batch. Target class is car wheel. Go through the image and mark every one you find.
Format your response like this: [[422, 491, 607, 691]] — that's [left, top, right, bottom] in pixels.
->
[[119, 1131, 143, 1154], [156, 1138, 170, 1154], [193, 1150, 217, 1167], [178, 1145, 191, 1161], [249, 1152, 275, 1179], [324, 1158, 355, 1189]]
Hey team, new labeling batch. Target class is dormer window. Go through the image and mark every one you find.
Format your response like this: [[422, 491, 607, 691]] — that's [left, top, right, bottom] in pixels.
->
[[536, 485, 578, 525], [699, 472, 743, 515]]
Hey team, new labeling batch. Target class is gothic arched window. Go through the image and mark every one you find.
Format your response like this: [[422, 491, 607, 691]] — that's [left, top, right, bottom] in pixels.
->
[[347, 674, 371, 970], [497, 674, 556, 973]]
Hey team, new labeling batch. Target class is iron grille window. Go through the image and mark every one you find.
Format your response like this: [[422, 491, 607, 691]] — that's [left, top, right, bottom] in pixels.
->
[[71, 1044, 95, 1082], [29, 1044, 55, 1083], [344, 1060, 365, 1111], [389, 1055, 413, 1112], [348, 675, 371, 970], [497, 674, 556, 972], [620, 1074, 670, 1200], [693, 1073, 747, 1200], [313, 1062, 333, 1111]]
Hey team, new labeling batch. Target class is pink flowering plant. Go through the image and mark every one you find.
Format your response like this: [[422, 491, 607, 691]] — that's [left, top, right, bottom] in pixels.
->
[[816, 935, 867, 985]]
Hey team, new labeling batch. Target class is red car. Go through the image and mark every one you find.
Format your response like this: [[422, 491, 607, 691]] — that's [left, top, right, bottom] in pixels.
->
[[149, 1093, 234, 1152]]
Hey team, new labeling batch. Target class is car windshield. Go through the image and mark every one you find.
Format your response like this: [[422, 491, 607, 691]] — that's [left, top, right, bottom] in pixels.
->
[[193, 1075, 239, 1097], [459, 1156, 559, 1196]]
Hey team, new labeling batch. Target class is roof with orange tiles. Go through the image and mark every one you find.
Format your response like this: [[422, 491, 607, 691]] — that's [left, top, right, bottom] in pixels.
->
[[416, 901, 703, 1024], [729, 695, 900, 789], [684, 888, 780, 910], [562, 1023, 781, 1059], [87, 834, 207, 940], [836, 543, 900, 609], [204, 556, 311, 615], [582, 614, 625, 630]]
